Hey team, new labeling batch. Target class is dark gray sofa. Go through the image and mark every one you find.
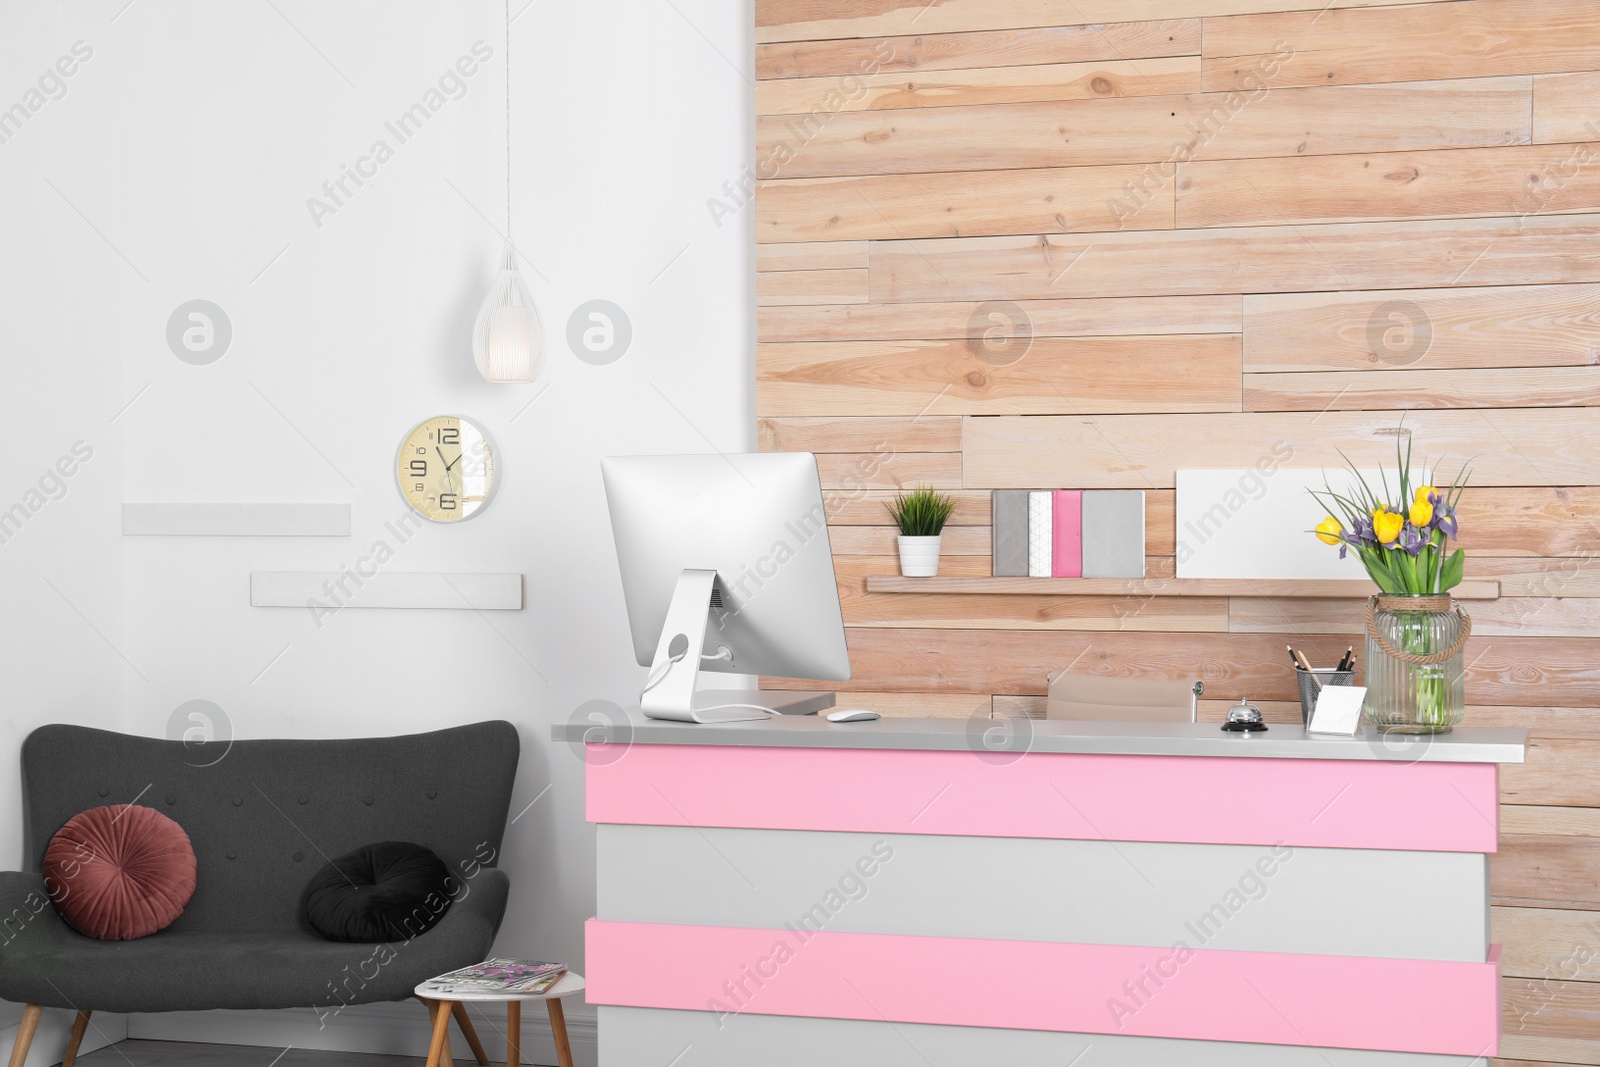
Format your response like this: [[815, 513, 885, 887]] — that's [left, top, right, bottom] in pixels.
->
[[0, 721, 519, 1056]]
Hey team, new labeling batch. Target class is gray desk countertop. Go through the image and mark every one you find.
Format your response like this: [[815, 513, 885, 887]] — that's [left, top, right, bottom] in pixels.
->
[[552, 709, 1527, 763]]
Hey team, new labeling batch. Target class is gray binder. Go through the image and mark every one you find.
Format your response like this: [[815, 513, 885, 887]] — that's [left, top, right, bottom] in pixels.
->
[[1082, 490, 1145, 578], [991, 490, 1029, 576]]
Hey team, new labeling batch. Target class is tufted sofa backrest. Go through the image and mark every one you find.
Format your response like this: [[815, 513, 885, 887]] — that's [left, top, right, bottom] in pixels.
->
[[20, 721, 520, 932]]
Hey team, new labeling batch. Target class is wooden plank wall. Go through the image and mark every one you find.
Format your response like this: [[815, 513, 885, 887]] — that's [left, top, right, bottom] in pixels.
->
[[753, 2, 1600, 1062]]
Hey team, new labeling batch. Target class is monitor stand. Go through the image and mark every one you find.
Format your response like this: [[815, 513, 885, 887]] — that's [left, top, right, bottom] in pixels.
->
[[638, 569, 836, 723], [640, 569, 759, 723]]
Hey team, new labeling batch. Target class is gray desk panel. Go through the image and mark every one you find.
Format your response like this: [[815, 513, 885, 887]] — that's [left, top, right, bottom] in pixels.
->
[[601, 1007, 1490, 1067], [554, 710, 1526, 763], [598, 825, 1488, 962]]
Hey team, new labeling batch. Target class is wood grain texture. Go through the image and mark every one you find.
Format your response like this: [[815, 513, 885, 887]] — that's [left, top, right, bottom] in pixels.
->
[[1243, 367, 1600, 412], [758, 58, 1203, 115], [757, 336, 1242, 415], [1203, 0, 1600, 92], [758, 296, 1242, 342], [1494, 835, 1600, 910], [1534, 72, 1600, 144], [756, 19, 1202, 78], [1177, 142, 1600, 229], [765, 628, 1599, 705], [962, 410, 1600, 489], [757, 268, 869, 306], [1495, 906, 1600, 980], [1503, 805, 1600, 836], [760, 78, 1529, 180], [1471, 557, 1600, 599], [759, 415, 962, 453], [1500, 976, 1600, 1064], [755, 1, 1457, 44], [758, 165, 1174, 243], [760, 628, 1353, 699], [823, 490, 992, 525], [815, 451, 961, 489], [870, 212, 1600, 303], [1504, 740, 1600, 807], [1229, 596, 1600, 639], [1455, 488, 1600, 557], [827, 525, 991, 556], [758, 241, 869, 270], [1242, 284, 1600, 372], [1480, 708, 1600, 742]]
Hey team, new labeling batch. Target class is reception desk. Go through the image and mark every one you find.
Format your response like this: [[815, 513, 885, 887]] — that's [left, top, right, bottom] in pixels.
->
[[552, 713, 1527, 1066]]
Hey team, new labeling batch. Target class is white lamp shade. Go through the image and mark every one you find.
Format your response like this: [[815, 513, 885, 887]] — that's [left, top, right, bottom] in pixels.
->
[[472, 243, 544, 383]]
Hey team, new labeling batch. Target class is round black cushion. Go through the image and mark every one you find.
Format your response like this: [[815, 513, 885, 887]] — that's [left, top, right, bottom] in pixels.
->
[[301, 841, 453, 943]]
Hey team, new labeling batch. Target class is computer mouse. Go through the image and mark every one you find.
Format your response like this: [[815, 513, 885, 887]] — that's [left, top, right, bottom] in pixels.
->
[[826, 709, 881, 723]]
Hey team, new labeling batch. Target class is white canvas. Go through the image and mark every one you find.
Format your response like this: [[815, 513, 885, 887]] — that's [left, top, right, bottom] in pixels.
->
[[1028, 491, 1054, 578], [1175, 467, 1430, 580]]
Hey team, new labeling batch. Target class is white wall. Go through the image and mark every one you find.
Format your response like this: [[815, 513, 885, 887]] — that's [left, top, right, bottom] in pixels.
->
[[0, 1, 129, 1051], [0, 0, 752, 1059]]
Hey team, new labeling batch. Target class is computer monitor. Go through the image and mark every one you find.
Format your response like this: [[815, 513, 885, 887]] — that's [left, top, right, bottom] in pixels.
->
[[601, 452, 852, 722]]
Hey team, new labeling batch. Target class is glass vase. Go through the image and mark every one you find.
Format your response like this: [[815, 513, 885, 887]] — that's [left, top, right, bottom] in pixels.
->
[[1363, 594, 1470, 734]]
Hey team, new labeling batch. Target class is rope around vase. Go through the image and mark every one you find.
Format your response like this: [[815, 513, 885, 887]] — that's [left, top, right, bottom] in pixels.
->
[[1364, 595, 1472, 665]]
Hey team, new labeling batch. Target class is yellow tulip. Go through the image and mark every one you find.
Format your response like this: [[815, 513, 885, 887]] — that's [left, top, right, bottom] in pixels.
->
[[1409, 496, 1434, 528], [1414, 484, 1436, 502], [1372, 509, 1403, 545], [1315, 516, 1343, 545]]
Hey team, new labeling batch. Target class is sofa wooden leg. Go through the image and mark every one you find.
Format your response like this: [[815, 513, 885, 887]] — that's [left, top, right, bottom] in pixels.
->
[[6, 1004, 41, 1067], [450, 1002, 490, 1066], [61, 1011, 92, 1067]]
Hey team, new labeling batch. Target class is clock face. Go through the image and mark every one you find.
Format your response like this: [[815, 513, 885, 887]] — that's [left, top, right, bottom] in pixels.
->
[[396, 415, 498, 522]]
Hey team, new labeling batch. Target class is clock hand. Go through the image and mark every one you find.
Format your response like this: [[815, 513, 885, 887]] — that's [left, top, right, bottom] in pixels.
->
[[436, 447, 455, 492]]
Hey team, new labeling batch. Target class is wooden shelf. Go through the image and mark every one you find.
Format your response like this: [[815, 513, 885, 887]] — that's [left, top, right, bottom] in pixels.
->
[[864, 577, 1502, 599]]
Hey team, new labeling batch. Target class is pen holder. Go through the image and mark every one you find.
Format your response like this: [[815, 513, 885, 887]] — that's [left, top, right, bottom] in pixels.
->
[[1295, 668, 1355, 726]]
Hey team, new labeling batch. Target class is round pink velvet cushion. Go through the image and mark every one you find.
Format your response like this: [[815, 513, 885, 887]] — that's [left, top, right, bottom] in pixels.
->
[[44, 804, 197, 940]]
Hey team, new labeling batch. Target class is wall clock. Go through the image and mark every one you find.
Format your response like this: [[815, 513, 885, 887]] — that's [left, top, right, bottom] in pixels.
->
[[396, 415, 499, 522]]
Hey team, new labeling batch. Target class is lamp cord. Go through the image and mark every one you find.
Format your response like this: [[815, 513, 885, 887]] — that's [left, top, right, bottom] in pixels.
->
[[504, 0, 512, 238]]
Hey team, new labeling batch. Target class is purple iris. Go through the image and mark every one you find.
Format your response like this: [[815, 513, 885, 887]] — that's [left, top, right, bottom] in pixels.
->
[[1434, 499, 1458, 538], [1399, 523, 1428, 556]]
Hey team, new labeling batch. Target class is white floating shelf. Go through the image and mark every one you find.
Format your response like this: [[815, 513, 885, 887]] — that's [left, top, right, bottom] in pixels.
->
[[250, 572, 523, 610], [124, 503, 350, 537]]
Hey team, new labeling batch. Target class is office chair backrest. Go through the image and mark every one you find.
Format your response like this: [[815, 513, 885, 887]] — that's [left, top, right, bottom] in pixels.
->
[[1045, 672, 1199, 723]]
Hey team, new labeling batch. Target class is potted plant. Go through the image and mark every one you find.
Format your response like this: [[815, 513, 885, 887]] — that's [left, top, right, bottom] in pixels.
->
[[886, 486, 955, 577], [1309, 431, 1472, 733]]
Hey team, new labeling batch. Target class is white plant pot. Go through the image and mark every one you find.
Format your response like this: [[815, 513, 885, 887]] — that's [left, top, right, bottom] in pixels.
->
[[897, 534, 943, 577]]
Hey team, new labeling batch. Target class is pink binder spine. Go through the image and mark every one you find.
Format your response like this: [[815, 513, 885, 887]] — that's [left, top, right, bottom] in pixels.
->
[[1052, 490, 1082, 578]]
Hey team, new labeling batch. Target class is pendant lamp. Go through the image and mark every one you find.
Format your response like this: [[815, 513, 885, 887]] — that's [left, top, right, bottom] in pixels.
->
[[472, 0, 543, 384]]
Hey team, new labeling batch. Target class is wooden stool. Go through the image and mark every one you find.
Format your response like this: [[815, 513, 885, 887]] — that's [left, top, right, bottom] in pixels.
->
[[415, 972, 584, 1067]]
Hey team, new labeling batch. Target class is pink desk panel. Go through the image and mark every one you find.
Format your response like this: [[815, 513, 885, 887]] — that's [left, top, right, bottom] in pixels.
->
[[587, 920, 1501, 1058], [586, 743, 1499, 853]]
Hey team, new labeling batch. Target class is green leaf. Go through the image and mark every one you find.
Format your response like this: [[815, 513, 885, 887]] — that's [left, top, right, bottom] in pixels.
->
[[1440, 548, 1465, 590], [1362, 553, 1403, 594], [885, 485, 955, 536]]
